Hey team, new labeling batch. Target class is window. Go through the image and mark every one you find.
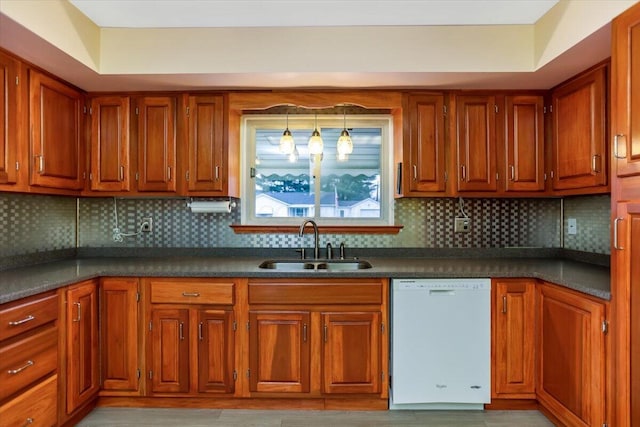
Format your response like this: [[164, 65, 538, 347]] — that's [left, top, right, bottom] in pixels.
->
[[241, 114, 393, 226]]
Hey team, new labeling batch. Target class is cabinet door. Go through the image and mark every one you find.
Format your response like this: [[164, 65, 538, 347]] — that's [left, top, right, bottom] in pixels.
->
[[612, 5, 640, 178], [504, 95, 545, 192], [537, 283, 606, 427], [493, 279, 535, 398], [66, 280, 99, 414], [322, 311, 381, 394], [405, 94, 446, 194], [249, 311, 310, 393], [455, 95, 497, 192], [197, 309, 235, 393], [29, 70, 84, 190], [551, 66, 607, 190], [90, 96, 130, 191], [187, 95, 225, 193], [100, 278, 139, 394], [0, 51, 20, 185], [149, 308, 189, 393], [136, 96, 176, 192]]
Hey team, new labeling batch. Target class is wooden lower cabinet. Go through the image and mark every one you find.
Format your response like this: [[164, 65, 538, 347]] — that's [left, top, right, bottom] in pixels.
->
[[197, 309, 235, 393], [149, 308, 190, 394], [65, 280, 100, 416], [492, 279, 536, 399], [537, 282, 607, 427], [322, 312, 381, 395], [99, 278, 140, 395]]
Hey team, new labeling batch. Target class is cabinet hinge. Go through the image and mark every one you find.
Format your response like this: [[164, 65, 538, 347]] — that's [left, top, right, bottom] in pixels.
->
[[88, 172, 92, 181], [233, 370, 238, 381], [246, 369, 250, 378], [149, 321, 152, 331], [602, 320, 609, 334], [544, 173, 547, 181], [135, 107, 139, 115], [83, 105, 87, 114], [15, 161, 19, 171], [137, 368, 141, 379], [83, 172, 88, 180], [602, 423, 608, 427], [149, 370, 153, 379], [246, 321, 250, 330], [494, 104, 498, 113], [186, 106, 190, 117], [381, 323, 385, 334], [185, 170, 190, 182], [543, 106, 547, 114], [549, 105, 553, 113], [250, 167, 256, 179], [136, 292, 140, 302], [443, 105, 447, 115], [444, 170, 448, 183], [550, 170, 554, 179], [233, 321, 237, 331], [15, 76, 19, 86], [496, 172, 499, 181], [135, 172, 139, 181]]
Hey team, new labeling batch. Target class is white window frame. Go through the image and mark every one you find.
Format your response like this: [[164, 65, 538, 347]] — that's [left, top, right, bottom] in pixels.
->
[[240, 114, 394, 226]]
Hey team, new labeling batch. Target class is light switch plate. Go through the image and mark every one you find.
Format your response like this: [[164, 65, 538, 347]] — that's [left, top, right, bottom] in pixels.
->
[[567, 218, 577, 235]]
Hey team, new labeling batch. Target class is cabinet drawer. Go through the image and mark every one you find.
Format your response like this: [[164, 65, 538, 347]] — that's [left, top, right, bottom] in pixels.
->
[[0, 293, 58, 341], [0, 374, 57, 427], [249, 280, 383, 305], [0, 327, 57, 401], [149, 279, 235, 305]]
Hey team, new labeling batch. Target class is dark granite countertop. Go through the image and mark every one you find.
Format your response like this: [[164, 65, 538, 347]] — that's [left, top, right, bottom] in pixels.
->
[[0, 251, 610, 304]]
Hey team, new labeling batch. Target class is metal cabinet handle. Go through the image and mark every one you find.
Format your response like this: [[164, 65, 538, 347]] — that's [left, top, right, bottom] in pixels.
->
[[8, 360, 34, 375], [461, 165, 466, 181], [73, 302, 81, 322], [614, 134, 626, 159], [179, 323, 185, 341], [35, 155, 44, 173], [198, 322, 203, 341], [167, 166, 172, 181], [614, 217, 624, 250], [182, 292, 200, 297], [592, 154, 601, 173], [23, 418, 34, 427], [323, 324, 328, 343], [502, 296, 507, 314], [303, 323, 308, 343], [9, 315, 35, 326], [119, 165, 125, 182], [412, 165, 417, 181], [215, 166, 220, 180], [509, 165, 515, 181]]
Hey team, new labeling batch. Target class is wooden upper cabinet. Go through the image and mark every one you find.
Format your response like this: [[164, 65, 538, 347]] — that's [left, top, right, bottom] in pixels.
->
[[0, 51, 21, 186], [455, 95, 497, 192], [551, 65, 607, 191], [99, 278, 139, 394], [612, 4, 640, 178], [186, 95, 226, 194], [136, 96, 176, 192], [322, 311, 381, 394], [504, 95, 545, 192], [537, 283, 606, 427], [90, 96, 131, 192], [404, 93, 446, 195], [249, 311, 310, 393], [492, 279, 536, 398], [29, 70, 84, 190], [66, 280, 100, 415]]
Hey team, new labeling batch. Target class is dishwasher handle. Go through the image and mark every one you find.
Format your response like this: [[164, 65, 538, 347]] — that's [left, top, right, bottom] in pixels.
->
[[429, 289, 456, 296]]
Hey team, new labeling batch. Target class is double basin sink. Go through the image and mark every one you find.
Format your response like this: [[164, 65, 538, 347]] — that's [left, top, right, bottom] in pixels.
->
[[259, 259, 372, 272]]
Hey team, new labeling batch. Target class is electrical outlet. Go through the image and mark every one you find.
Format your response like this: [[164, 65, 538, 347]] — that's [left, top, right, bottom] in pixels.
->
[[141, 218, 153, 233], [454, 217, 471, 233]]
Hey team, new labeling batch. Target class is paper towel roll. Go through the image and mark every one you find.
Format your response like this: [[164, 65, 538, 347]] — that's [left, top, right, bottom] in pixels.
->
[[187, 201, 232, 213]]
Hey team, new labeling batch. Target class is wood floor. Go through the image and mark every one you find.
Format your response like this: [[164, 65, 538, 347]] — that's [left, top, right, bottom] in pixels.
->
[[77, 408, 555, 426]]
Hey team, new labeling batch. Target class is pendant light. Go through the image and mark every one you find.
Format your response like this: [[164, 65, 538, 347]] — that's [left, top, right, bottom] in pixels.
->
[[307, 113, 324, 155], [279, 110, 295, 155], [288, 145, 299, 163], [336, 106, 353, 158]]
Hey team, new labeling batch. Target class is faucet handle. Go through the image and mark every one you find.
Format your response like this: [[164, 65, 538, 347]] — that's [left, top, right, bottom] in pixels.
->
[[326, 242, 333, 259], [339, 242, 346, 260], [296, 248, 306, 259]]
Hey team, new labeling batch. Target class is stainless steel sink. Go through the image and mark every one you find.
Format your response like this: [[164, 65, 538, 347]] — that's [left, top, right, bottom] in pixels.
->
[[259, 259, 372, 271]]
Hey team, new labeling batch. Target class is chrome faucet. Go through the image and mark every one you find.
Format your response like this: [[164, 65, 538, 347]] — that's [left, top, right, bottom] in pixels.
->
[[299, 219, 320, 259]]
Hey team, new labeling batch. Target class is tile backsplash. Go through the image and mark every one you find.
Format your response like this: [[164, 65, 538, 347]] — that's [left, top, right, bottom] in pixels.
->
[[0, 192, 611, 259]]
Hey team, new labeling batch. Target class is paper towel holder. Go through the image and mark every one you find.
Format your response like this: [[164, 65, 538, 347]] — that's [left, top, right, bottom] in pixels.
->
[[186, 198, 237, 214]]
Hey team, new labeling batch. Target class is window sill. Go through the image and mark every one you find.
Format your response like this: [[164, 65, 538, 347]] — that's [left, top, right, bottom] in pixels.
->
[[230, 225, 403, 234]]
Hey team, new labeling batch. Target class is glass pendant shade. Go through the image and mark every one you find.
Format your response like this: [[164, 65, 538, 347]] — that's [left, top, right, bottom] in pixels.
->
[[288, 146, 299, 163], [337, 129, 353, 155], [279, 128, 295, 154], [308, 128, 324, 154]]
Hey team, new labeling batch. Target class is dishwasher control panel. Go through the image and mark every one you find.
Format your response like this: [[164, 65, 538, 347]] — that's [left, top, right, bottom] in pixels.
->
[[394, 278, 490, 291]]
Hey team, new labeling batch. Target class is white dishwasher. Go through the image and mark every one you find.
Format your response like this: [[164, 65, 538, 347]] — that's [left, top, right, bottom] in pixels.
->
[[390, 278, 491, 410]]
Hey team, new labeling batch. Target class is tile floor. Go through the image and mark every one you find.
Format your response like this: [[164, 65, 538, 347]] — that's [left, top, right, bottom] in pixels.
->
[[77, 408, 555, 426]]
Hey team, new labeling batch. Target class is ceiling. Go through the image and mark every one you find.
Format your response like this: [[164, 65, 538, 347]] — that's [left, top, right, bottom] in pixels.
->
[[67, 0, 559, 28], [0, 0, 635, 91]]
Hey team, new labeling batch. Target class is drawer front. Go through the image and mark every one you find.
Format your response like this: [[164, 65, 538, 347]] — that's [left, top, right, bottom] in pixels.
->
[[249, 280, 383, 305], [0, 293, 58, 341], [0, 327, 57, 401], [149, 279, 235, 305], [0, 374, 57, 427]]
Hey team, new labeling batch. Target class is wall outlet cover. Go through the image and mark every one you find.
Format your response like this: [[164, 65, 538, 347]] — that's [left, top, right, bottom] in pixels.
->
[[567, 218, 577, 235], [454, 217, 471, 233]]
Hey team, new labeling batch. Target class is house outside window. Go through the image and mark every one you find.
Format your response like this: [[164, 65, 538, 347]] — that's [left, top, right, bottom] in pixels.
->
[[241, 114, 393, 226]]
